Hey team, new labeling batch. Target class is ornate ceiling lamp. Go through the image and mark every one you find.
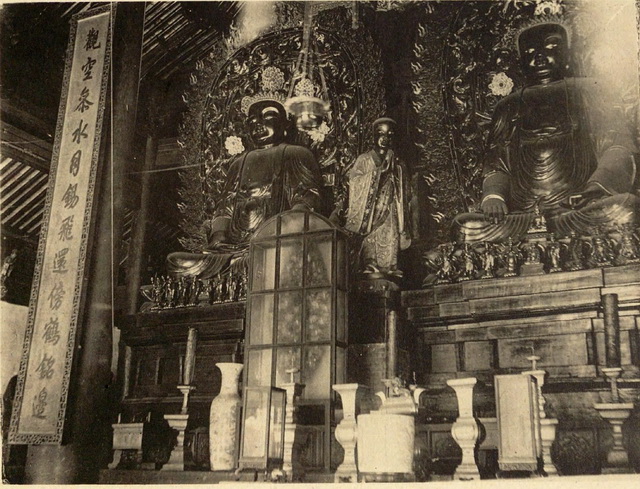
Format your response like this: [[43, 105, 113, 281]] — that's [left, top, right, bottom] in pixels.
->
[[283, 2, 332, 130]]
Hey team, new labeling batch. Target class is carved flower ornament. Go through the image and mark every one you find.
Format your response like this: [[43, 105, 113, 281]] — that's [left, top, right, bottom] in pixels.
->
[[225, 135, 245, 156], [261, 66, 286, 93], [304, 121, 330, 143], [294, 77, 317, 98], [489, 72, 514, 97], [534, 0, 563, 17]]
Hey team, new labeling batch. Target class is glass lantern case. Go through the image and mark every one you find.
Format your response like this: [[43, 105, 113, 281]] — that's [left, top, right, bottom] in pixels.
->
[[239, 386, 286, 470], [243, 210, 348, 471]]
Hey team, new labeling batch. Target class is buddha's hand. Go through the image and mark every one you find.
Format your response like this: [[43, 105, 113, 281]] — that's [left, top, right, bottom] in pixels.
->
[[481, 197, 508, 224], [207, 231, 227, 248], [564, 182, 609, 210], [329, 209, 342, 226], [206, 216, 231, 248], [291, 202, 311, 211]]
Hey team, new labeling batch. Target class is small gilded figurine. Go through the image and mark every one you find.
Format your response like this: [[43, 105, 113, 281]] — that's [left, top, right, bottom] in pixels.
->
[[615, 224, 640, 265], [547, 237, 563, 272], [457, 243, 477, 281], [563, 231, 586, 271], [481, 243, 496, 279], [0, 249, 17, 299], [587, 232, 615, 268], [500, 238, 522, 278], [435, 243, 455, 284], [344, 118, 412, 278]]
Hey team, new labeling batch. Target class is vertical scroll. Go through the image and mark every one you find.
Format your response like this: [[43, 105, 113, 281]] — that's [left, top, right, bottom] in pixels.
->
[[9, 6, 112, 445]]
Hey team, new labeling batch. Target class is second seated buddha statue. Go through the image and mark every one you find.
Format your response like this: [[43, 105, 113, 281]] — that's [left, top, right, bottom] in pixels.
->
[[455, 21, 638, 243], [167, 92, 325, 279]]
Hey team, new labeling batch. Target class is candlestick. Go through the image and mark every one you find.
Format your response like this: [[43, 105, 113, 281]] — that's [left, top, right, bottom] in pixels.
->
[[286, 367, 299, 384], [603, 294, 621, 368], [527, 355, 540, 371], [602, 367, 623, 402], [178, 384, 196, 415], [183, 327, 198, 385]]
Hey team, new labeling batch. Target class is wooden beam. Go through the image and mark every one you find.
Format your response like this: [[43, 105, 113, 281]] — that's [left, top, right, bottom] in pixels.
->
[[1, 121, 53, 172]]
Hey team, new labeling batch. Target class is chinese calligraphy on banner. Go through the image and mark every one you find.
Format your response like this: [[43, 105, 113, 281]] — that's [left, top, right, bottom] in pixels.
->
[[9, 6, 112, 444]]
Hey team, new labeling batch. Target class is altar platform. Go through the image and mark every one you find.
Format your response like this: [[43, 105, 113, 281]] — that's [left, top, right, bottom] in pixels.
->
[[98, 471, 638, 486], [403, 264, 640, 382], [402, 263, 640, 475]]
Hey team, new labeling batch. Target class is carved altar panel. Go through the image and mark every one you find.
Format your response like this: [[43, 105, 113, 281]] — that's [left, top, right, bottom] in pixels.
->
[[495, 374, 539, 472]]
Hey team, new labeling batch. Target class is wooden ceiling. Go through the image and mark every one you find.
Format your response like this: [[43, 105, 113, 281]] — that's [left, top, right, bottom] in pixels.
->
[[1, 2, 241, 243]]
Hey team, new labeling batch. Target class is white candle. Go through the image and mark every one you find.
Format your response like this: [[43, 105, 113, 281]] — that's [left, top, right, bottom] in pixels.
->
[[183, 327, 197, 385]]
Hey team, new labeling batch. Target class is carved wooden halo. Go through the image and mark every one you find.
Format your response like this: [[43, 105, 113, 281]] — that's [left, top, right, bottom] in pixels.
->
[[177, 12, 386, 252]]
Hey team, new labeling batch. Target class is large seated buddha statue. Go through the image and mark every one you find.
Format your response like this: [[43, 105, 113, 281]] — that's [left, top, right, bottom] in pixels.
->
[[455, 22, 638, 243], [167, 98, 325, 278]]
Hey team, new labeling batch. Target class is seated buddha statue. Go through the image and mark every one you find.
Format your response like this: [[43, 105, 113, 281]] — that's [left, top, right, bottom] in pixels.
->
[[455, 22, 638, 243], [167, 99, 325, 278]]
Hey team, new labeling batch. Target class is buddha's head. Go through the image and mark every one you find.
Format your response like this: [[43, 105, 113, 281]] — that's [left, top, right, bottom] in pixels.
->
[[372, 117, 397, 153], [247, 100, 288, 148], [517, 23, 569, 85]]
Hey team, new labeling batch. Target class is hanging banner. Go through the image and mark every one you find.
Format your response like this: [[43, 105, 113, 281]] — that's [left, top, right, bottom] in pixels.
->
[[9, 5, 112, 444]]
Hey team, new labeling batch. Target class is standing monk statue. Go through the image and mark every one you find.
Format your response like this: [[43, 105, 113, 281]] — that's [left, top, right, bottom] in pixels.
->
[[345, 118, 412, 277], [167, 95, 324, 279], [456, 21, 638, 242]]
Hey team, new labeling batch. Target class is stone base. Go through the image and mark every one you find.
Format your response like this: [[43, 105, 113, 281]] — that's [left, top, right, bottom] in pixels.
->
[[360, 472, 415, 482], [161, 447, 185, 472]]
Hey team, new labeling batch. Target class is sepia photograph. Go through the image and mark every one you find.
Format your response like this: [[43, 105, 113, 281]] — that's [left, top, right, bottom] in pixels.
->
[[1, 0, 639, 486]]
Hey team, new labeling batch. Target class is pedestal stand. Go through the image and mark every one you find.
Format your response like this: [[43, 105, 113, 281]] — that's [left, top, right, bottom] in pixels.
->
[[350, 279, 404, 393], [522, 355, 558, 476], [594, 367, 633, 473], [162, 385, 195, 471], [539, 419, 559, 476], [282, 369, 305, 481], [333, 383, 365, 482], [594, 402, 633, 473], [447, 377, 480, 480], [108, 422, 144, 469]]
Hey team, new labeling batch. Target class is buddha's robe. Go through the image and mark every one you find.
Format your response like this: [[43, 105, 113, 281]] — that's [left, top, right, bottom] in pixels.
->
[[456, 78, 638, 242], [167, 143, 323, 278], [345, 149, 410, 273]]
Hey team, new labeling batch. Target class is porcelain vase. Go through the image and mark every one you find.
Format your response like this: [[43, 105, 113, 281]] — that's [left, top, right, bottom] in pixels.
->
[[209, 362, 243, 471]]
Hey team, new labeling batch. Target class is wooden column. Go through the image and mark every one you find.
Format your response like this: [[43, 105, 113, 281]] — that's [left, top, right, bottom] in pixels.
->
[[387, 309, 398, 379], [24, 4, 145, 483], [125, 134, 158, 316]]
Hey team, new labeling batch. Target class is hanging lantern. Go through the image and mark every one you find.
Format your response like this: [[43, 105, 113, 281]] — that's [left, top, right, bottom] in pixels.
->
[[284, 2, 331, 130], [284, 93, 330, 131]]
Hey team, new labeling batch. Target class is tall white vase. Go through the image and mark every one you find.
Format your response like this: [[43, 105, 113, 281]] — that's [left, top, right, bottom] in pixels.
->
[[209, 362, 243, 471]]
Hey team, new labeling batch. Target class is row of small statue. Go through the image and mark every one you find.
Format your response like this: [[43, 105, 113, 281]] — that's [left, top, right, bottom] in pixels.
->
[[423, 224, 640, 286], [148, 272, 248, 309]]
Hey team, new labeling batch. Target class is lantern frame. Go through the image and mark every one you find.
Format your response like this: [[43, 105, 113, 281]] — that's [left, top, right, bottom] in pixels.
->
[[243, 210, 348, 471], [238, 385, 287, 470]]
